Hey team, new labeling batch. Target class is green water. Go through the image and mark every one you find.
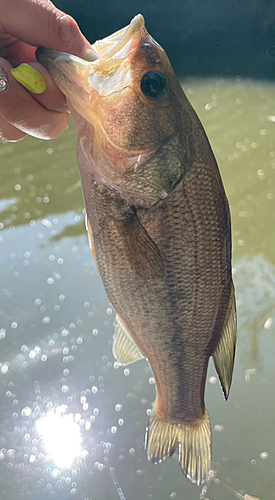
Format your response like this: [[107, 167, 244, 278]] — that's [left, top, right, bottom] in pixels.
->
[[0, 78, 274, 500]]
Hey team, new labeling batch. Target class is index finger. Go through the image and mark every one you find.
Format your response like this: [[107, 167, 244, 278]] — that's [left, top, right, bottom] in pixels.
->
[[0, 0, 91, 58]]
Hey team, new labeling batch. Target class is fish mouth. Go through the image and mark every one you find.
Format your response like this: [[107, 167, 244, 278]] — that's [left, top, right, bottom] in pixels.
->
[[36, 14, 147, 108]]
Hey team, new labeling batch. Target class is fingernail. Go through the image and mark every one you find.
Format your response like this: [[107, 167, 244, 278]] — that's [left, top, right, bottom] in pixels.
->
[[84, 48, 99, 62], [0, 68, 9, 93], [10, 64, 46, 94]]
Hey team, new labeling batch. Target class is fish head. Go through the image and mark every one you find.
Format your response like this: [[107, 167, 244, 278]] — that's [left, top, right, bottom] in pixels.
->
[[36, 15, 185, 202]]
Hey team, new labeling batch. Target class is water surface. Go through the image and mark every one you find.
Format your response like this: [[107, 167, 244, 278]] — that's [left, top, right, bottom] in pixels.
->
[[0, 77, 274, 500]]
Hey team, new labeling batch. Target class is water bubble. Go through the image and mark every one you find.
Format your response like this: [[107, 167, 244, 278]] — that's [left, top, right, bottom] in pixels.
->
[[0, 329, 6, 340], [111, 426, 117, 434], [21, 407, 32, 417], [264, 318, 273, 329], [115, 404, 122, 412], [106, 308, 112, 315], [149, 377, 155, 385], [124, 369, 130, 376], [42, 316, 51, 324], [213, 424, 224, 433], [11, 322, 17, 329], [46, 277, 54, 285], [118, 419, 124, 426], [129, 448, 135, 455], [259, 451, 268, 460], [41, 355, 47, 362], [209, 376, 217, 384], [92, 386, 98, 394], [14, 184, 21, 191]]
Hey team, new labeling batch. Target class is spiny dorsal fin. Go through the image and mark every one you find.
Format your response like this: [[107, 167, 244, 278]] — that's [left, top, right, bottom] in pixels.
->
[[146, 408, 211, 485], [114, 212, 164, 279], [113, 315, 144, 366], [212, 282, 237, 400]]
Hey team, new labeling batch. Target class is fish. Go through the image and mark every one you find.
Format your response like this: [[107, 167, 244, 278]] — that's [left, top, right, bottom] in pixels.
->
[[36, 14, 237, 485]]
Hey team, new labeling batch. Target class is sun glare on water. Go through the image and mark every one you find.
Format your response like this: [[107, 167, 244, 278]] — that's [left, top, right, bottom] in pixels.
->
[[36, 408, 83, 468]]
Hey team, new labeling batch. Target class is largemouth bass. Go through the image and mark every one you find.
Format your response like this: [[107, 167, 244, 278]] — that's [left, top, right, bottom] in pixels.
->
[[36, 14, 237, 485]]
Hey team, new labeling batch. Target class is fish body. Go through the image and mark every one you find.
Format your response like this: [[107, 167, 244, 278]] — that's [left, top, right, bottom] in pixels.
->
[[36, 15, 236, 484]]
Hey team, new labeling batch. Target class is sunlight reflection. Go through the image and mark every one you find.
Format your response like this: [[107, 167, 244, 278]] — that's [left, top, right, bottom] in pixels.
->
[[36, 407, 82, 468]]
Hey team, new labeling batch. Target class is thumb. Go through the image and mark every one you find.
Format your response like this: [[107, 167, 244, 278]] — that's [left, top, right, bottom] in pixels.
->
[[0, 0, 90, 58]]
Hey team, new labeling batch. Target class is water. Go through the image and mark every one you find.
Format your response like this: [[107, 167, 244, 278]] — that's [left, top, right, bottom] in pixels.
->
[[0, 78, 274, 500]]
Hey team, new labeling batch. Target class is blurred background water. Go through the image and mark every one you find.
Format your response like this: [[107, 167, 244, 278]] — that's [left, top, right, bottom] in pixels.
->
[[0, 2, 275, 500]]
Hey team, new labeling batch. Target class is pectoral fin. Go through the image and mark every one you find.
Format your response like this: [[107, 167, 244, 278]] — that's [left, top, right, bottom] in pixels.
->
[[113, 315, 144, 365], [212, 283, 237, 400], [115, 212, 164, 279]]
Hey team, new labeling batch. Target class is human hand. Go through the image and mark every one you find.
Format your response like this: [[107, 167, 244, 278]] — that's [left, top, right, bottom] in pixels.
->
[[0, 0, 91, 141]]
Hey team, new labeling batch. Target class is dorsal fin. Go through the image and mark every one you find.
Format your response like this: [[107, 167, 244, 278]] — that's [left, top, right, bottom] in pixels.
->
[[113, 315, 144, 365], [212, 283, 237, 400]]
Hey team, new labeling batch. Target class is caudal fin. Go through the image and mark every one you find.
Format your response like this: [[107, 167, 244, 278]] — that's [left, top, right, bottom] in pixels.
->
[[145, 410, 211, 485]]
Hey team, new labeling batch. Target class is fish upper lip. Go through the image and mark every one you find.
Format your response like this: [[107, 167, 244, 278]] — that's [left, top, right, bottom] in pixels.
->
[[89, 14, 145, 62], [36, 14, 146, 69]]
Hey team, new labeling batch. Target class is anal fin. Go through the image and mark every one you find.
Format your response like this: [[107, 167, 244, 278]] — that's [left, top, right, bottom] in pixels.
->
[[212, 282, 237, 400], [113, 315, 144, 366]]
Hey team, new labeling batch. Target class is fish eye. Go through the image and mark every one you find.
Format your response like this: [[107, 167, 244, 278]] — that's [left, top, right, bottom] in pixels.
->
[[140, 71, 167, 99]]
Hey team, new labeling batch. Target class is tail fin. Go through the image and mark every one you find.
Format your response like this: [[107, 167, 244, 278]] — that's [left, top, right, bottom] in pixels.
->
[[145, 410, 211, 485]]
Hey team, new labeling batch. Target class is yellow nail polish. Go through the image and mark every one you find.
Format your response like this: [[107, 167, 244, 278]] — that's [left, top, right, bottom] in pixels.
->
[[10, 63, 46, 94]]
